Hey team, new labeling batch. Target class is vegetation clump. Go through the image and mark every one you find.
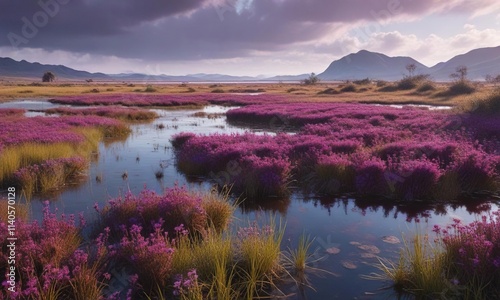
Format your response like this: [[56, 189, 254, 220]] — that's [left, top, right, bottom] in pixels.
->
[[371, 211, 500, 299], [0, 187, 311, 299], [302, 73, 320, 85]]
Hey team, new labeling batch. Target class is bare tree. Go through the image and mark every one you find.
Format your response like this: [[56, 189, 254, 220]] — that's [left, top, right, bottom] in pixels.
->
[[302, 72, 320, 85], [42, 71, 56, 82], [450, 65, 468, 82], [485, 74, 500, 86], [405, 63, 416, 78]]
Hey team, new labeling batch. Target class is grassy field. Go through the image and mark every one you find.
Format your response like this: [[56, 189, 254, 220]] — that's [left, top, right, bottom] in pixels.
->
[[0, 79, 496, 107]]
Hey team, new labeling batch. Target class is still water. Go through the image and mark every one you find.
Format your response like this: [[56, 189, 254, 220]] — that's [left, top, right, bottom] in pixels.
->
[[4, 100, 497, 299]]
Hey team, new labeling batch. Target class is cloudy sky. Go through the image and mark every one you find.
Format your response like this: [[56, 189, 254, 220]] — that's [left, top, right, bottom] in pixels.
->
[[1, 0, 500, 76]]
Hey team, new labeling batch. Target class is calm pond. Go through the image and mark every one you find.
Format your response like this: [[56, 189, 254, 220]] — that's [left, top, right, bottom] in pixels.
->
[[3, 99, 497, 299]]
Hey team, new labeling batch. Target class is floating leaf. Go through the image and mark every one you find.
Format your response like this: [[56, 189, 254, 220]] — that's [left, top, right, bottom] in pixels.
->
[[326, 247, 341, 254], [382, 235, 401, 244], [341, 260, 357, 270], [360, 253, 377, 259], [357, 244, 381, 254]]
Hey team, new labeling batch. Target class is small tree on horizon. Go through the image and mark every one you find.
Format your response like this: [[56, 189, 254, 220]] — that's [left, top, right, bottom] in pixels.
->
[[450, 65, 468, 82], [42, 71, 56, 82], [405, 63, 416, 78], [302, 72, 319, 85]]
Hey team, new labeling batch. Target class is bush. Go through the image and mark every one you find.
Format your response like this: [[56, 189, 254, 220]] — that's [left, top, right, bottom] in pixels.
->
[[211, 88, 225, 93], [353, 78, 371, 85], [445, 81, 476, 96], [340, 84, 357, 93], [144, 85, 157, 93], [416, 82, 436, 93], [473, 90, 500, 115], [302, 73, 320, 85], [397, 75, 430, 90], [317, 88, 339, 95]]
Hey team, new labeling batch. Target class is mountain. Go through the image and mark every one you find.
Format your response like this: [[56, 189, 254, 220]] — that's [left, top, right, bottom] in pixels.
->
[[1, 46, 499, 82], [0, 57, 109, 80], [319, 50, 430, 81], [429, 46, 500, 81], [267, 74, 310, 81]]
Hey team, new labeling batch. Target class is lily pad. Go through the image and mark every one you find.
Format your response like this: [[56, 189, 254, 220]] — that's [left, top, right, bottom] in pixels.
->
[[326, 247, 341, 254], [349, 241, 361, 246], [357, 244, 381, 254], [360, 253, 377, 259], [341, 260, 357, 270], [382, 235, 401, 244]]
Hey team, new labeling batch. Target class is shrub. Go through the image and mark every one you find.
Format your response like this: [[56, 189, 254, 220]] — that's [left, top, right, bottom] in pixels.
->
[[144, 85, 157, 93], [355, 158, 388, 196], [314, 154, 356, 194], [416, 82, 436, 93], [118, 220, 175, 291], [97, 187, 207, 240], [211, 88, 225, 93], [472, 90, 500, 115], [353, 78, 371, 85], [392, 159, 441, 200], [445, 81, 476, 96], [340, 84, 357, 92], [317, 88, 339, 95], [435, 211, 500, 298], [301, 73, 319, 85], [234, 155, 292, 199]]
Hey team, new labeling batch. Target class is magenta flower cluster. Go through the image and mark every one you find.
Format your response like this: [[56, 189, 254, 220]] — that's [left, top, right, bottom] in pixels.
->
[[99, 187, 207, 241], [173, 103, 499, 200], [0, 202, 109, 299], [434, 210, 500, 286], [0, 108, 25, 118], [0, 187, 218, 299], [13, 156, 87, 192], [173, 269, 199, 297], [0, 114, 125, 149], [50, 93, 287, 107]]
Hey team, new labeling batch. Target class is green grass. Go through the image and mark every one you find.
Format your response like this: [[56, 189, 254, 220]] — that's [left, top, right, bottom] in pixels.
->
[[367, 232, 451, 299], [201, 187, 235, 233], [238, 218, 285, 299], [287, 234, 315, 273]]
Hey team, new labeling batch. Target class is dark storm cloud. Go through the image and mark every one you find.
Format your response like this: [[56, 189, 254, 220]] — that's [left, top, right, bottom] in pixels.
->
[[0, 0, 497, 61]]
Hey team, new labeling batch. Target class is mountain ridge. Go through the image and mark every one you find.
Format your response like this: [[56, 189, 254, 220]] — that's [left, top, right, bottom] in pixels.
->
[[1, 45, 499, 82]]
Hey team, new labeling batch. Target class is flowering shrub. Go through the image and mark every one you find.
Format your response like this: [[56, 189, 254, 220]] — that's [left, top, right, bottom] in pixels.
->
[[14, 156, 87, 194], [174, 103, 499, 200], [0, 108, 25, 118], [98, 187, 207, 239], [0, 202, 110, 300], [433, 211, 500, 295], [118, 220, 175, 291], [50, 93, 287, 107]]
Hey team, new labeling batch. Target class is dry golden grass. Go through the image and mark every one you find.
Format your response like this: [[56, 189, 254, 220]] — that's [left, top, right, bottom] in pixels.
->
[[0, 79, 496, 107]]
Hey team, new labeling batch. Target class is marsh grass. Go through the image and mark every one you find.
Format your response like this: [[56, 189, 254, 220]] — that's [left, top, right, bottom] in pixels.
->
[[471, 89, 500, 115], [201, 187, 235, 233], [367, 232, 451, 298], [287, 234, 315, 273], [1, 126, 130, 196], [69, 263, 108, 300], [237, 218, 285, 299], [0, 142, 75, 183]]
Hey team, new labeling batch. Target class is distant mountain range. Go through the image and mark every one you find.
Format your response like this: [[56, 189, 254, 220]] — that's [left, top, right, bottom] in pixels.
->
[[1, 46, 499, 82], [319, 46, 500, 81]]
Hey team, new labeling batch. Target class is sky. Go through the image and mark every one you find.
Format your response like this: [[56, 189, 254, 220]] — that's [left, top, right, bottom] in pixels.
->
[[0, 0, 500, 76]]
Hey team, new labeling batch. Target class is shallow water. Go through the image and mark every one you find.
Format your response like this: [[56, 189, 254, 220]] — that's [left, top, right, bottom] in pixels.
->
[[6, 100, 497, 299]]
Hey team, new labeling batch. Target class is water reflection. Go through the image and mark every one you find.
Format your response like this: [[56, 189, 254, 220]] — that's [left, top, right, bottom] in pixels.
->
[[5, 100, 498, 300]]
